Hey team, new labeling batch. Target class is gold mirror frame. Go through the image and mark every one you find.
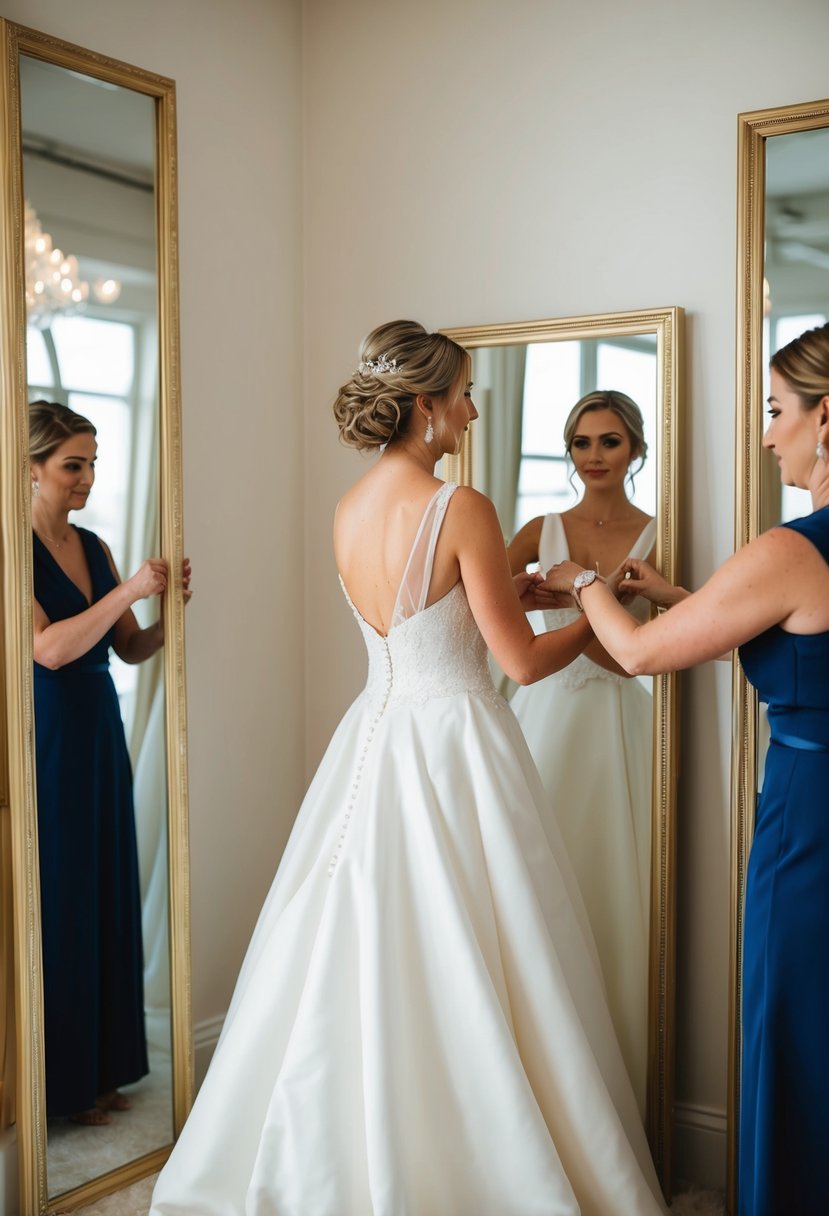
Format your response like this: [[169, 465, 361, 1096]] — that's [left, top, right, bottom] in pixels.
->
[[0, 21, 192, 1213], [730, 95, 829, 1216], [442, 307, 683, 1196]]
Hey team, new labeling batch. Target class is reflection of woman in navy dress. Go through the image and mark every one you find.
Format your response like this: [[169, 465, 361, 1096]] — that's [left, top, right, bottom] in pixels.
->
[[29, 401, 183, 1124], [542, 322, 829, 1216]]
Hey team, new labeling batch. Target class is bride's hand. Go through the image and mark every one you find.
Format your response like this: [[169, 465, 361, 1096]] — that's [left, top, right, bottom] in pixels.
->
[[513, 570, 543, 613]]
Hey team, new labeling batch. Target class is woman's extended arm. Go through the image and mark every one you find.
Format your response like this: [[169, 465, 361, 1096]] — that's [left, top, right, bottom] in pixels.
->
[[33, 556, 167, 670], [448, 489, 594, 685], [544, 526, 829, 675]]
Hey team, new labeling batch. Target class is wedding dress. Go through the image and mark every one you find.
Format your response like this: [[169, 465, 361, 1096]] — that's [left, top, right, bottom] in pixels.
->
[[510, 514, 657, 1118], [151, 483, 665, 1216]]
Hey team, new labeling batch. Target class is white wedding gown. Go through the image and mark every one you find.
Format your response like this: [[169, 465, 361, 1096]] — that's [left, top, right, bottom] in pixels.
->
[[510, 513, 657, 1119], [151, 484, 666, 1216]]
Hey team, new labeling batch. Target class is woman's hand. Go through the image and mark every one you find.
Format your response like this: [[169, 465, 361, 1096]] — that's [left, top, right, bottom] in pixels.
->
[[609, 558, 689, 608], [513, 570, 543, 613], [125, 558, 168, 602], [541, 560, 585, 598]]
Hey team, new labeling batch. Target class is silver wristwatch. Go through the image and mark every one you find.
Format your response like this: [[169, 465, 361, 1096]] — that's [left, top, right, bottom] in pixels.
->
[[571, 569, 599, 612]]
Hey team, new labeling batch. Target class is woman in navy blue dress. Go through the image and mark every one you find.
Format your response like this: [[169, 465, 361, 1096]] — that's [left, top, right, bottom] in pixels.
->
[[30, 400, 187, 1125], [543, 323, 829, 1216]]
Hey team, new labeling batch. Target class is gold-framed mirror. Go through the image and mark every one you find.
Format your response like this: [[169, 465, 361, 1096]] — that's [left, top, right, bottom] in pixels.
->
[[731, 96, 829, 1216], [0, 20, 192, 1213], [442, 307, 683, 1196]]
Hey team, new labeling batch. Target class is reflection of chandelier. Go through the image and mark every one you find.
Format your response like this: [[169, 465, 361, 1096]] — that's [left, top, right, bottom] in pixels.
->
[[24, 201, 89, 328]]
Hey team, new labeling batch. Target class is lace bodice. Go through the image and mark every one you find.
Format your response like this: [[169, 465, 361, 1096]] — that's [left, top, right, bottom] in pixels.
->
[[340, 578, 502, 715], [338, 483, 502, 716], [536, 513, 656, 691]]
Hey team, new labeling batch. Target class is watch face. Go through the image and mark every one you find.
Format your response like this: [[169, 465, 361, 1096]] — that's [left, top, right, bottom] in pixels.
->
[[574, 570, 597, 590]]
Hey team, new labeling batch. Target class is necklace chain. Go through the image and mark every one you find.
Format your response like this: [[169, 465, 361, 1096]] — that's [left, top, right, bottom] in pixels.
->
[[37, 526, 70, 549]]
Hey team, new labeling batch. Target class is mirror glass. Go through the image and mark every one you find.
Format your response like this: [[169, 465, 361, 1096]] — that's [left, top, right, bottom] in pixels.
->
[[466, 332, 658, 1121], [755, 128, 829, 782], [20, 53, 173, 1198], [764, 128, 829, 525], [732, 99, 829, 1214], [442, 310, 682, 1196]]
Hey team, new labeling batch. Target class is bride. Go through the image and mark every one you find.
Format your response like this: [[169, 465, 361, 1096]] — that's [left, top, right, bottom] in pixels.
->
[[150, 321, 666, 1215]]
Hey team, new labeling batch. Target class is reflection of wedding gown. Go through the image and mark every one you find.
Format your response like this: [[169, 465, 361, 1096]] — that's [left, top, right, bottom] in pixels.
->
[[510, 514, 656, 1118], [151, 484, 665, 1215]]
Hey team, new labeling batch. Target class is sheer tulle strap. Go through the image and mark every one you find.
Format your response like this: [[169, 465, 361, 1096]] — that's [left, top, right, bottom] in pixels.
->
[[390, 483, 458, 629], [630, 518, 657, 559]]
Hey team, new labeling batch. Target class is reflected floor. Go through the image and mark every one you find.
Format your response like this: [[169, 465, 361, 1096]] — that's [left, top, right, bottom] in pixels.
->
[[48, 1035, 172, 1202]]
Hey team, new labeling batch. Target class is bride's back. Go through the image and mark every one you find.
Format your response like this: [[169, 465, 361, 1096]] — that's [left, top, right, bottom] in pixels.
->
[[334, 461, 461, 637]]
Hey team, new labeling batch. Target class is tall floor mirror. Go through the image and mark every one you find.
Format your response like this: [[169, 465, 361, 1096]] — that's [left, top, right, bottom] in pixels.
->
[[731, 97, 829, 1216], [442, 308, 683, 1196], [0, 21, 192, 1213]]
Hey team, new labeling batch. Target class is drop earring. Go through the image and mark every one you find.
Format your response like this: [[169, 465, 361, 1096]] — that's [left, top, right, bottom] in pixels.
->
[[424, 417, 434, 444], [817, 442, 826, 460], [32, 479, 40, 496]]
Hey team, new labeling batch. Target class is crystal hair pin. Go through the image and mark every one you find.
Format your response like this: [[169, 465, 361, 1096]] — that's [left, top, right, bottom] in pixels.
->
[[358, 354, 400, 376]]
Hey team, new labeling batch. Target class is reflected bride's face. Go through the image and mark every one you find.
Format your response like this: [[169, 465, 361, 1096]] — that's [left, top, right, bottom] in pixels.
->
[[32, 433, 97, 514], [763, 368, 820, 488], [569, 408, 635, 492]]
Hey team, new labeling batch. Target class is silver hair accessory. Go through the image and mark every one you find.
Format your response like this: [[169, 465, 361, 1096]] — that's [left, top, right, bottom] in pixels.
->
[[817, 441, 826, 460], [424, 417, 434, 444], [358, 354, 400, 376], [32, 479, 40, 496]]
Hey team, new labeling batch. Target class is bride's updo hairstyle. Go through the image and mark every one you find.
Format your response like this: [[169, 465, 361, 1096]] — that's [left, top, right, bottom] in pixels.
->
[[770, 321, 829, 411], [333, 320, 469, 451], [563, 389, 648, 473]]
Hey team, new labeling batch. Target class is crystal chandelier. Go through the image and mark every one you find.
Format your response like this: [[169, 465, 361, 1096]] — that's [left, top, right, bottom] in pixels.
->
[[24, 201, 90, 328]]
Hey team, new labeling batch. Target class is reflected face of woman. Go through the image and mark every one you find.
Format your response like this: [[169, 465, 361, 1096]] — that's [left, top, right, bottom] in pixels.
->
[[569, 407, 637, 492], [763, 368, 823, 488], [436, 369, 478, 456], [32, 433, 97, 514]]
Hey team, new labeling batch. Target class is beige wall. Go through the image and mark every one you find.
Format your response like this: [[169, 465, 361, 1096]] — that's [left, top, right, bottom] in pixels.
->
[[6, 0, 829, 1200], [302, 0, 829, 1185]]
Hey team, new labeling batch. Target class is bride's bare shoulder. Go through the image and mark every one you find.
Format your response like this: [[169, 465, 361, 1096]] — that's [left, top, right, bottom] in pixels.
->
[[446, 485, 498, 521], [442, 486, 503, 544]]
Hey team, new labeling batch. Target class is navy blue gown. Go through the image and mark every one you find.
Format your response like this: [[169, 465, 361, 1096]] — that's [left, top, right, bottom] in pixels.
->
[[33, 526, 148, 1118], [738, 506, 829, 1216]]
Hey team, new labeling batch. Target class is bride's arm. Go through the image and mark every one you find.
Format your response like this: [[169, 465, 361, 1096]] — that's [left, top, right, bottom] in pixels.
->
[[446, 488, 594, 685]]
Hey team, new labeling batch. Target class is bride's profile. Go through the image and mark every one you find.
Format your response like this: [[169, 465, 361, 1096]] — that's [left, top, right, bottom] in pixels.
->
[[150, 321, 666, 1215]]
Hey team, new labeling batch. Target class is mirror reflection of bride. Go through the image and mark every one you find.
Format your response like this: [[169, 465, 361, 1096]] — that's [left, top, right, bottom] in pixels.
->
[[508, 390, 656, 1117]]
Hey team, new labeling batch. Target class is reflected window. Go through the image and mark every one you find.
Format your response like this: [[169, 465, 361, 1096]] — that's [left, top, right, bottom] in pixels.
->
[[514, 335, 657, 531]]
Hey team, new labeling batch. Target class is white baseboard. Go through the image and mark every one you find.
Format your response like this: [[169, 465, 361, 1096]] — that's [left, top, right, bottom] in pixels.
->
[[0, 1125, 19, 1216], [193, 1013, 225, 1091], [674, 1101, 728, 1191]]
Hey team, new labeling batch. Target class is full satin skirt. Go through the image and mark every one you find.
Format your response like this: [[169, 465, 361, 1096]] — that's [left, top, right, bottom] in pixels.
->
[[152, 691, 664, 1215]]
